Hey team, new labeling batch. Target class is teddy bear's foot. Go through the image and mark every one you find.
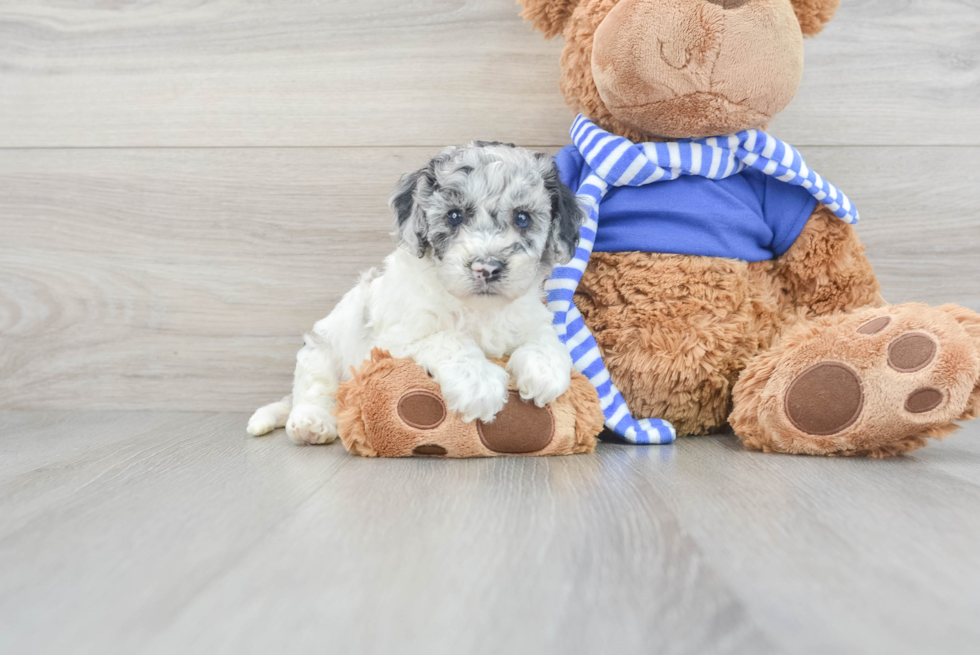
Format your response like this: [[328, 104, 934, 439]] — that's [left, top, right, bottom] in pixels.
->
[[731, 304, 980, 457], [334, 349, 604, 458]]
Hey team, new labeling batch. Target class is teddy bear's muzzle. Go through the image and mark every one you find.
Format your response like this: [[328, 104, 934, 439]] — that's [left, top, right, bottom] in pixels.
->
[[590, 0, 805, 139]]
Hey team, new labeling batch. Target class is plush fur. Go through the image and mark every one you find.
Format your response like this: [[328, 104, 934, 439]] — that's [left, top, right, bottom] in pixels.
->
[[519, 0, 980, 456], [790, 0, 841, 36], [248, 142, 586, 445], [528, 0, 838, 141], [589, 0, 804, 138]]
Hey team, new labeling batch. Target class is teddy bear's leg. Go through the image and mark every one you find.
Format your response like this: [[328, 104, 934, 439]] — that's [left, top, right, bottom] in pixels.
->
[[576, 251, 781, 436], [730, 304, 980, 457]]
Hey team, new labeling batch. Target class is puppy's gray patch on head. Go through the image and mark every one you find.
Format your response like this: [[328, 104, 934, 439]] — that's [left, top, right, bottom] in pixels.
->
[[389, 141, 584, 302], [471, 141, 518, 149]]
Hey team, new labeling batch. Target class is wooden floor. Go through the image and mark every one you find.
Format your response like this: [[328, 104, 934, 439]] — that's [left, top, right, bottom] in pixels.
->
[[2, 0, 979, 409], [0, 412, 978, 655], [2, 1, 980, 653]]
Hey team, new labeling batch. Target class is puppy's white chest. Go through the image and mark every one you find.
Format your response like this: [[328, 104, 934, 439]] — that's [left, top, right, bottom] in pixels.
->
[[454, 305, 536, 358]]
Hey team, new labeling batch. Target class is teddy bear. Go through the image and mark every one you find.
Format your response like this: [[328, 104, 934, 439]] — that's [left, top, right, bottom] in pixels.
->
[[330, 0, 979, 459], [514, 0, 980, 457]]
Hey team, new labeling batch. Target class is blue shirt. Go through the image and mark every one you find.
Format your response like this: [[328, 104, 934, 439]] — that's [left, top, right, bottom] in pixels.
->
[[555, 145, 817, 262]]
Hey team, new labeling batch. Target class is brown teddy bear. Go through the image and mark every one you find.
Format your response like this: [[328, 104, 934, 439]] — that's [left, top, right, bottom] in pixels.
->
[[516, 0, 980, 457]]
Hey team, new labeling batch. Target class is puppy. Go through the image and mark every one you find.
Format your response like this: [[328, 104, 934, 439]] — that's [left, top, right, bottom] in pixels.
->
[[248, 142, 585, 444]]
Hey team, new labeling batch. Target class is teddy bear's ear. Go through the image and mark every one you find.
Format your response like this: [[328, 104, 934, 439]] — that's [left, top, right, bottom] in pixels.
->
[[518, 0, 580, 38], [790, 0, 841, 36]]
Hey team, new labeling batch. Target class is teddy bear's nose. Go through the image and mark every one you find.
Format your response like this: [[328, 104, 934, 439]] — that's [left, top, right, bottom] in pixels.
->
[[706, 0, 752, 8]]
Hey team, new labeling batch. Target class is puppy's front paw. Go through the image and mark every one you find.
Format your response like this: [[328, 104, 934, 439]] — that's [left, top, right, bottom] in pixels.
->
[[286, 404, 338, 445], [439, 359, 510, 423], [507, 344, 572, 408]]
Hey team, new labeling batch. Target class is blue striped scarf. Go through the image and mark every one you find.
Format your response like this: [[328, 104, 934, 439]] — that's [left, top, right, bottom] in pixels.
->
[[545, 114, 859, 445]]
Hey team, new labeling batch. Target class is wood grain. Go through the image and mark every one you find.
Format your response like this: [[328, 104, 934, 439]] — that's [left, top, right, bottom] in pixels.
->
[[0, 410, 205, 481], [0, 0, 978, 147], [1, 410, 978, 654], [647, 435, 980, 655], [151, 442, 779, 655], [0, 412, 353, 654], [2, 145, 978, 411]]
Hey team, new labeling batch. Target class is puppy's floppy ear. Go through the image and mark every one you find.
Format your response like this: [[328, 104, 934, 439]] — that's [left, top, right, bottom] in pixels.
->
[[543, 161, 584, 265], [389, 163, 434, 258], [790, 0, 840, 36], [518, 0, 580, 39]]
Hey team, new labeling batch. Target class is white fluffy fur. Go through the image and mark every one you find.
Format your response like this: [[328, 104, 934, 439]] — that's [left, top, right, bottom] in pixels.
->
[[247, 249, 572, 444]]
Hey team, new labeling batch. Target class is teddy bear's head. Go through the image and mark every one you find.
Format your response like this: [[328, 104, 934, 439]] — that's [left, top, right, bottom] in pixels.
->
[[520, 0, 839, 141]]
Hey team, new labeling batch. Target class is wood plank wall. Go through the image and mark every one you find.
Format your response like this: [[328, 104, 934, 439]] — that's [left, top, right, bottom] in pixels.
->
[[1, 0, 978, 411]]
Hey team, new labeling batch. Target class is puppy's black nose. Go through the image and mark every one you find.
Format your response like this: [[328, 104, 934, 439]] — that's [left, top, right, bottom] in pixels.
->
[[472, 260, 504, 282]]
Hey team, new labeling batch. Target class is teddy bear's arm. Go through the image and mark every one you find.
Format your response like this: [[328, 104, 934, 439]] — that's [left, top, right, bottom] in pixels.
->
[[771, 205, 884, 320]]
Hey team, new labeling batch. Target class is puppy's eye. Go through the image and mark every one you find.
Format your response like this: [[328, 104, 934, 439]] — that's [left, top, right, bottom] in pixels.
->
[[514, 211, 531, 229], [446, 209, 465, 227]]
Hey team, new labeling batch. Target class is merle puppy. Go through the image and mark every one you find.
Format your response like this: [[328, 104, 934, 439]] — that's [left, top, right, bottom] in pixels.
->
[[248, 142, 585, 444]]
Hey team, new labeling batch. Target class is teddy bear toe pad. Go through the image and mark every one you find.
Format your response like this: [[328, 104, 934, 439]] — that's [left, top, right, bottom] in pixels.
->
[[856, 316, 891, 335], [397, 391, 446, 430], [887, 333, 937, 372], [412, 444, 448, 456]]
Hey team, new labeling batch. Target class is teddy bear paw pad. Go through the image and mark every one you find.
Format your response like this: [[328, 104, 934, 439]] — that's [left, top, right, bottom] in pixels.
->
[[784, 362, 864, 436], [477, 391, 555, 454]]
